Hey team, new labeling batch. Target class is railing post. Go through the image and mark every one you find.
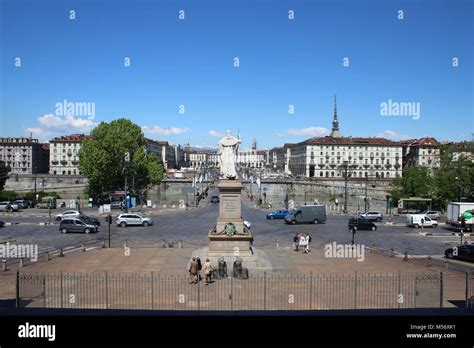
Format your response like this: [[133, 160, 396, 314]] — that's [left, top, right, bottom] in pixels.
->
[[398, 271, 401, 309], [197, 274, 201, 311], [440, 271, 444, 308], [309, 272, 313, 310], [105, 271, 109, 309], [15, 270, 20, 308], [263, 271, 267, 310], [230, 276, 233, 311], [43, 274, 46, 308], [151, 272, 154, 310], [60, 272, 64, 308], [354, 271, 357, 309], [466, 271, 472, 309]]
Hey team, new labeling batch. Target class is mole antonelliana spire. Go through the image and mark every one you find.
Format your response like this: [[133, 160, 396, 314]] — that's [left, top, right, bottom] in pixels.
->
[[329, 95, 343, 138]]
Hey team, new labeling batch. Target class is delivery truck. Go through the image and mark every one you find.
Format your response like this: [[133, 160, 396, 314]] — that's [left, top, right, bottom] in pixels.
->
[[284, 205, 326, 224], [447, 202, 474, 231]]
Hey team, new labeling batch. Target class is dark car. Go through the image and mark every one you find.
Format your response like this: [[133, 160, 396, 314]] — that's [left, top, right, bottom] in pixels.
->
[[13, 200, 30, 209], [59, 218, 99, 234], [0, 220, 4, 228], [445, 244, 474, 262], [266, 210, 290, 219], [210, 195, 219, 203], [348, 217, 377, 231], [79, 215, 101, 226]]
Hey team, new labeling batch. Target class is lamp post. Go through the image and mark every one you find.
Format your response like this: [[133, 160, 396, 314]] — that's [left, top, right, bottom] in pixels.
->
[[341, 160, 349, 214], [33, 165, 37, 205], [124, 152, 130, 213], [364, 172, 369, 212]]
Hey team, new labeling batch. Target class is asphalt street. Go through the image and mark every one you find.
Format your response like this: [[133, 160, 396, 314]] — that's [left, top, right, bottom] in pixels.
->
[[0, 201, 471, 260]]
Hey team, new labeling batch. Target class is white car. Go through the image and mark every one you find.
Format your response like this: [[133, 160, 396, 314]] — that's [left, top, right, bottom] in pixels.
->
[[0, 201, 19, 212], [55, 210, 80, 221], [116, 213, 153, 227]]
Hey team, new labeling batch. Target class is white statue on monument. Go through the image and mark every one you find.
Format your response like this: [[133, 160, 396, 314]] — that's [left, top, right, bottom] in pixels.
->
[[218, 130, 241, 179]]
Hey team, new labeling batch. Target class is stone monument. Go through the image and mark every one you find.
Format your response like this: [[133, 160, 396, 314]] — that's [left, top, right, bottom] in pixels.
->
[[191, 131, 272, 271], [208, 131, 253, 257]]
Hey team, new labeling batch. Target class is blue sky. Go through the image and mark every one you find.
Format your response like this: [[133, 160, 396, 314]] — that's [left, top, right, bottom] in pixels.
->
[[1, 0, 472, 149]]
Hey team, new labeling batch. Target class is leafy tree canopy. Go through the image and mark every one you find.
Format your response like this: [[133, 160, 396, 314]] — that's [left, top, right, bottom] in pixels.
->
[[78, 118, 164, 199]]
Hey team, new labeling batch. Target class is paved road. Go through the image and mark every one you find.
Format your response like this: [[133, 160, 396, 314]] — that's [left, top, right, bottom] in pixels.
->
[[1, 201, 472, 259]]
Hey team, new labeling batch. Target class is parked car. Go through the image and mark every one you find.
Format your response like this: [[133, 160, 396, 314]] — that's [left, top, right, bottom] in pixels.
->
[[55, 210, 81, 221], [79, 215, 101, 226], [445, 244, 474, 262], [0, 201, 19, 212], [59, 218, 99, 234], [0, 220, 4, 228], [111, 201, 122, 210], [13, 200, 30, 209], [406, 214, 438, 228], [284, 205, 326, 224], [210, 195, 220, 203], [266, 210, 290, 219], [360, 211, 383, 222], [116, 213, 153, 227], [348, 217, 377, 231], [422, 210, 441, 220]]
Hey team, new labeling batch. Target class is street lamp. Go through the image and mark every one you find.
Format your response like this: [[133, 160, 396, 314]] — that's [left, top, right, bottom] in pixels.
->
[[339, 160, 350, 214], [33, 165, 38, 204]]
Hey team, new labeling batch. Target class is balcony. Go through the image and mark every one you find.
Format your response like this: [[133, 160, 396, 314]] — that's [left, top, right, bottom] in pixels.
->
[[60, 160, 68, 165], [51, 160, 59, 165], [71, 161, 78, 165], [374, 164, 381, 169]]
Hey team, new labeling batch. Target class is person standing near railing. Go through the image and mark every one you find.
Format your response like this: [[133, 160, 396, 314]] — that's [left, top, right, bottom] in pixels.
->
[[203, 259, 214, 285], [188, 257, 198, 284]]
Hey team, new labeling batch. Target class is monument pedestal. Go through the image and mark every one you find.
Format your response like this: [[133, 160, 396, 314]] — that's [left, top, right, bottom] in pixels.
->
[[197, 178, 272, 272]]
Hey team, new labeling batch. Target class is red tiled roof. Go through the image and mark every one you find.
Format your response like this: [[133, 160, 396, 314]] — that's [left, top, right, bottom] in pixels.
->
[[399, 137, 439, 147], [300, 136, 400, 146], [49, 134, 89, 143]]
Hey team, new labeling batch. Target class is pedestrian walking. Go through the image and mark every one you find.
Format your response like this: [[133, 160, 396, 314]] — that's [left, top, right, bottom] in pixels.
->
[[189, 257, 198, 284], [293, 233, 299, 251], [203, 259, 214, 285], [196, 257, 202, 282], [299, 234, 306, 253], [335, 198, 339, 208], [305, 234, 311, 253]]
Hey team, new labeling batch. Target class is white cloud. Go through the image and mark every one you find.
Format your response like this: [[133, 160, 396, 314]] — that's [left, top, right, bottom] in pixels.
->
[[209, 130, 223, 137], [142, 126, 189, 135], [25, 114, 96, 141], [376, 130, 409, 140], [286, 126, 330, 136]]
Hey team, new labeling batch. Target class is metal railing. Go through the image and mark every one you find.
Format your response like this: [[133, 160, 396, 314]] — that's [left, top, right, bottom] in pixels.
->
[[17, 271, 443, 310]]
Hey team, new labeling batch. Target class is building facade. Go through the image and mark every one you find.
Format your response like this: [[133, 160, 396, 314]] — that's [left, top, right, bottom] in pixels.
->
[[400, 137, 441, 170], [49, 134, 89, 175], [0, 137, 49, 174], [145, 138, 181, 169], [287, 97, 403, 178]]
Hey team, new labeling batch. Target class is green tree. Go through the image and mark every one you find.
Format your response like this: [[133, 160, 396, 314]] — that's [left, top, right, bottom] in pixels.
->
[[78, 118, 164, 199], [432, 150, 474, 208], [0, 161, 11, 191], [389, 167, 433, 204]]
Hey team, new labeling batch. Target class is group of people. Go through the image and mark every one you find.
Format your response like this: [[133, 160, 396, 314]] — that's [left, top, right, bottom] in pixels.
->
[[293, 233, 312, 254], [188, 257, 214, 285]]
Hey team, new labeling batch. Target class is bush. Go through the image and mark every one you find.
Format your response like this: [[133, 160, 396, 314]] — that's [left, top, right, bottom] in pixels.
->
[[0, 190, 18, 201]]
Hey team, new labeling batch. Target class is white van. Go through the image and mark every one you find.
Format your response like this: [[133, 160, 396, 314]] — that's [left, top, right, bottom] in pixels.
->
[[407, 214, 438, 228]]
